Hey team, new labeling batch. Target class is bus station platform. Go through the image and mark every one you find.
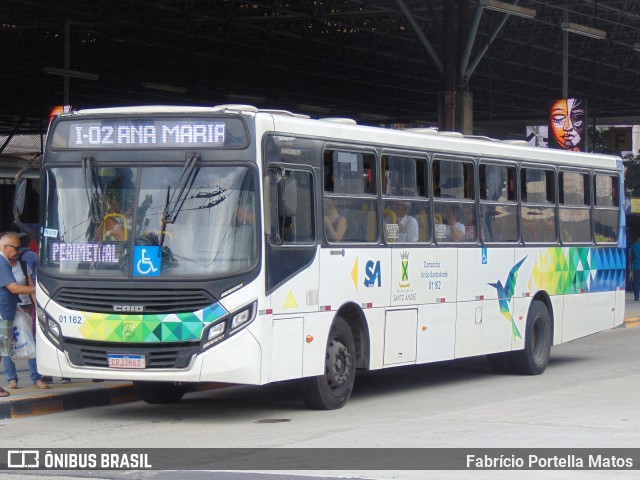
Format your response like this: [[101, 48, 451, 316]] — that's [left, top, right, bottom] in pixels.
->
[[2, 293, 639, 420]]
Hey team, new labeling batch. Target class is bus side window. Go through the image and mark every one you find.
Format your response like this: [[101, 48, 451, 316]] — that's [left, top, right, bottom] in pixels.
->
[[521, 168, 557, 243], [268, 169, 315, 245]]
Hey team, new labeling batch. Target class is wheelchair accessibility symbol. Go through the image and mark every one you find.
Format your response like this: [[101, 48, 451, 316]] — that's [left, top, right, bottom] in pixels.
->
[[133, 246, 161, 276]]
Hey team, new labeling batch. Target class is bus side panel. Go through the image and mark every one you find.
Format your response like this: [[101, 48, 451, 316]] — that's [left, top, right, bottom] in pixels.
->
[[388, 248, 457, 306], [511, 295, 532, 351], [383, 308, 417, 366], [365, 308, 386, 370], [199, 330, 263, 384], [455, 248, 515, 358], [35, 325, 63, 377], [318, 247, 390, 320], [562, 291, 616, 342], [455, 300, 514, 358], [549, 295, 565, 346], [302, 311, 334, 377], [416, 302, 456, 363], [518, 247, 565, 345], [456, 248, 516, 303], [269, 251, 320, 316], [269, 316, 303, 382]]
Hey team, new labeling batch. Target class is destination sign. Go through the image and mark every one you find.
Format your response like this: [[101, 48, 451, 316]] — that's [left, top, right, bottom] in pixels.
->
[[49, 242, 121, 265], [51, 117, 247, 149]]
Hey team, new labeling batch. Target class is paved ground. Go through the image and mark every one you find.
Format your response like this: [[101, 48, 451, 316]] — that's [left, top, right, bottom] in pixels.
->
[[1, 292, 638, 419]]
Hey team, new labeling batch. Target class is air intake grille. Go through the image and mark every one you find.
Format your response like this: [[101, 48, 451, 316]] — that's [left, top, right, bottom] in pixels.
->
[[53, 287, 214, 314], [64, 338, 199, 369]]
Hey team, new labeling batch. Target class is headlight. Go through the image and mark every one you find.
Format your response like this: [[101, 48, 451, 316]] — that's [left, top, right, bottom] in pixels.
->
[[37, 306, 62, 349], [201, 321, 226, 351], [207, 322, 226, 342], [48, 319, 61, 338], [229, 302, 256, 332], [37, 306, 47, 325], [199, 301, 256, 352], [231, 308, 252, 330]]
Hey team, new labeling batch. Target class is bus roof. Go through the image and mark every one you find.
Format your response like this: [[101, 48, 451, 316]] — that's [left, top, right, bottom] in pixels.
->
[[68, 104, 620, 171]]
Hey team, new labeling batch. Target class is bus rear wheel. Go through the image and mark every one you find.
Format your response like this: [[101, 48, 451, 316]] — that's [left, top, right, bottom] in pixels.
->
[[133, 381, 187, 404], [300, 317, 356, 410], [511, 300, 552, 375]]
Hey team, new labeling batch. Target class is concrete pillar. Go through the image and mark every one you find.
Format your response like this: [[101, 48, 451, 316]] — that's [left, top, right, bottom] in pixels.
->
[[439, 91, 457, 132], [457, 90, 473, 135]]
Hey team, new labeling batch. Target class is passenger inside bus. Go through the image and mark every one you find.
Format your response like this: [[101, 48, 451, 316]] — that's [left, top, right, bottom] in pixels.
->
[[102, 192, 130, 242], [324, 197, 347, 242], [440, 204, 465, 242], [391, 200, 418, 242]]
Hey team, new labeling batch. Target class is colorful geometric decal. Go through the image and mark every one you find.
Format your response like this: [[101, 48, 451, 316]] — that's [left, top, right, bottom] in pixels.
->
[[489, 247, 625, 339], [529, 247, 625, 295], [77, 303, 228, 343], [489, 257, 526, 339]]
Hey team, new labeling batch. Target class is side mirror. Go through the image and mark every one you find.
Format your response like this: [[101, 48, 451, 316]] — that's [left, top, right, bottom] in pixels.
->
[[13, 178, 37, 240], [13, 178, 26, 217]]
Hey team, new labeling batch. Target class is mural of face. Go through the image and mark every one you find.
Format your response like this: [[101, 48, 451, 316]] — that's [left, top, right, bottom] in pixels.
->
[[550, 98, 585, 151]]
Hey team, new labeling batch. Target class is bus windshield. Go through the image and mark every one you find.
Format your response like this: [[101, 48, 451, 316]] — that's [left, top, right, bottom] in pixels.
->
[[41, 163, 257, 277]]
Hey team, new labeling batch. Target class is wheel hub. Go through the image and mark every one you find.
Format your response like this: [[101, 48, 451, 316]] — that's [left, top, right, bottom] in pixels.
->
[[326, 339, 351, 386]]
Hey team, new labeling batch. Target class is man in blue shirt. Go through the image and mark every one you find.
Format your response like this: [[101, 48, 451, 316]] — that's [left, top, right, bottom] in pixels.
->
[[0, 232, 37, 396], [630, 234, 640, 301]]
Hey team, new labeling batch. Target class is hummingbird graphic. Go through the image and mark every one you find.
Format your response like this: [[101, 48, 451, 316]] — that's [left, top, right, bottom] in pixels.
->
[[489, 257, 527, 339]]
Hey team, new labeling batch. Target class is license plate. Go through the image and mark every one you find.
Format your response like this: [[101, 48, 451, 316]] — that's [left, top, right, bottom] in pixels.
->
[[107, 354, 146, 369]]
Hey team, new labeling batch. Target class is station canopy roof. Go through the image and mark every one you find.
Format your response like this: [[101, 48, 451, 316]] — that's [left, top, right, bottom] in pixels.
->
[[2, 0, 640, 144]]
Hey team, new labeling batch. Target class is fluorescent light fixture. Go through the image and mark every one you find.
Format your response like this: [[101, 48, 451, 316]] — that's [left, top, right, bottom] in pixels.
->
[[141, 82, 188, 94], [44, 67, 99, 81], [561, 22, 606, 40], [634, 43, 640, 52], [481, 0, 536, 19]]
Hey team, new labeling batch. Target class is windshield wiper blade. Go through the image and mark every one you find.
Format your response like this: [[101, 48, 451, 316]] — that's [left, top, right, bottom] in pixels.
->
[[158, 152, 200, 249], [162, 152, 200, 225], [82, 156, 103, 224]]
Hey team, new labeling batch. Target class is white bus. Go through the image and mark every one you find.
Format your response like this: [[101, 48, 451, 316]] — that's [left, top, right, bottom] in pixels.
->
[[15, 104, 626, 409]]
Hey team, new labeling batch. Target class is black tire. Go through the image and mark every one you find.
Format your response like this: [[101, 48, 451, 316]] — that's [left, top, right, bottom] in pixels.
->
[[486, 351, 513, 374], [510, 300, 552, 375], [133, 381, 187, 404], [300, 317, 356, 410]]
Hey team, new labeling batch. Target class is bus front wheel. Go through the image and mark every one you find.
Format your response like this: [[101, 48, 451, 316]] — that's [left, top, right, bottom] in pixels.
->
[[511, 300, 552, 375], [133, 381, 187, 404], [300, 317, 356, 410]]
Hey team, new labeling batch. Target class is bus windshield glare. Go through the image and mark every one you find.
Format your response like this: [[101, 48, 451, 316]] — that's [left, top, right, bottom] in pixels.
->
[[41, 164, 257, 277]]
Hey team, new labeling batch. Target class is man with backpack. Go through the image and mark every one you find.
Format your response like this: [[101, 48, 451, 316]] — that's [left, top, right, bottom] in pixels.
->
[[1, 232, 49, 394]]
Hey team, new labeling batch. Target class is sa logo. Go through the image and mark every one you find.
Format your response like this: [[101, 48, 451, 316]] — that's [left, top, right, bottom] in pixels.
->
[[364, 260, 381, 287]]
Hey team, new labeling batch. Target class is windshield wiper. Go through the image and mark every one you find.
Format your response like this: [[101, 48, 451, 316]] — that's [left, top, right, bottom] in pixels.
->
[[82, 156, 104, 224], [159, 152, 200, 246], [162, 152, 200, 225]]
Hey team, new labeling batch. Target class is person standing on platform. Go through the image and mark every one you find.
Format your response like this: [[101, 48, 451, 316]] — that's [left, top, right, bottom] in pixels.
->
[[1, 232, 49, 390], [17, 233, 38, 282]]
